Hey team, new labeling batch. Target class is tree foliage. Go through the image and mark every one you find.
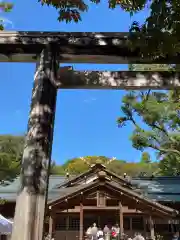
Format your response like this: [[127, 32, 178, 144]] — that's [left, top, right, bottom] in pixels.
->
[[0, 136, 159, 182], [0, 135, 24, 183], [118, 90, 180, 176], [57, 156, 158, 177], [50, 161, 65, 175], [0, 133, 177, 181], [140, 152, 151, 164], [62, 156, 117, 174], [0, 135, 64, 183], [40, 0, 146, 23], [0, 1, 13, 30], [39, 0, 180, 61], [128, 1, 180, 61]]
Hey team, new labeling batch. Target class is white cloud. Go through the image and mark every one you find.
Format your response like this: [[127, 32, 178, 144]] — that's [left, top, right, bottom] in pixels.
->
[[14, 109, 21, 115], [83, 97, 97, 103]]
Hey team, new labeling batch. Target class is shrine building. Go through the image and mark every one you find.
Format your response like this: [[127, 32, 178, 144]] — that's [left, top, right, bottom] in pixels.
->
[[0, 163, 180, 240]]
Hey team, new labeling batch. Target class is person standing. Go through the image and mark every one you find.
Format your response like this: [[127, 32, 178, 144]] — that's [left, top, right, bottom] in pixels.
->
[[97, 228, 104, 240], [91, 223, 98, 240], [103, 225, 110, 240], [133, 232, 145, 240], [111, 224, 120, 240], [111, 226, 117, 240], [86, 226, 92, 240]]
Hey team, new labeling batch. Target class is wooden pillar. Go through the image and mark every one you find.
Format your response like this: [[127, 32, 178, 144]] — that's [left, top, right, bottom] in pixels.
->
[[49, 207, 56, 239], [11, 44, 58, 240], [129, 217, 132, 232], [66, 213, 69, 231], [98, 215, 101, 227], [170, 220, 174, 233], [80, 202, 84, 240], [49, 213, 54, 238], [65, 208, 69, 240], [119, 201, 123, 237], [149, 215, 155, 240], [143, 216, 147, 237]]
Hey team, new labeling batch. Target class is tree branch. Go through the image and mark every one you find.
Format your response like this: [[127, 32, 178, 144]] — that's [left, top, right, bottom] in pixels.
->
[[147, 144, 180, 157], [128, 116, 140, 129], [141, 89, 151, 103], [148, 122, 177, 145]]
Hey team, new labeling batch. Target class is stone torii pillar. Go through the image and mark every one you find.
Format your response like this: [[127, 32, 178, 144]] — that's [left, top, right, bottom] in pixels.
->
[[11, 44, 59, 240]]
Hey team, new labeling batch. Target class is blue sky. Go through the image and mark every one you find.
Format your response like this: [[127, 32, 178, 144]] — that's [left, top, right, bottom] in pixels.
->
[[0, 0, 155, 164]]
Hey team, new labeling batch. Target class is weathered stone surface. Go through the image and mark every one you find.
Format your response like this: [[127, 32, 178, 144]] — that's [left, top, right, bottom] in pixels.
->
[[11, 44, 58, 240], [0, 31, 178, 63], [58, 69, 180, 89]]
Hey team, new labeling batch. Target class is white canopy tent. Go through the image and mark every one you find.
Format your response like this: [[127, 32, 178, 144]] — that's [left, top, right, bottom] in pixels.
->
[[0, 214, 13, 235]]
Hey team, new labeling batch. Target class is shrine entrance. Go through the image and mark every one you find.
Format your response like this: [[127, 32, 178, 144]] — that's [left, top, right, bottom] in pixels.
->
[[83, 210, 119, 228], [47, 168, 178, 240], [0, 31, 179, 240]]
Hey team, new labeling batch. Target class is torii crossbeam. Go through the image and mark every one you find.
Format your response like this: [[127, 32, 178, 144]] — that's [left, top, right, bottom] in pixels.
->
[[1, 31, 178, 240], [0, 31, 179, 64]]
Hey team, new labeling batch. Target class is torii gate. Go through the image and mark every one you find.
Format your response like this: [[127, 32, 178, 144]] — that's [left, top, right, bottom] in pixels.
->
[[0, 31, 179, 240]]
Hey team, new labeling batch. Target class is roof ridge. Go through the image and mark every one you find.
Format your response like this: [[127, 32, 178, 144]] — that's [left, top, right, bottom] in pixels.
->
[[48, 178, 178, 217]]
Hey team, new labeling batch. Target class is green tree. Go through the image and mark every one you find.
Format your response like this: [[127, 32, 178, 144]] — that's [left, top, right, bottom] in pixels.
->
[[41, 0, 143, 23], [0, 135, 24, 182], [158, 154, 180, 176], [0, 135, 66, 181], [140, 152, 151, 164], [62, 156, 113, 174], [0, 1, 13, 30], [59, 156, 158, 177], [50, 161, 65, 175], [117, 90, 180, 176], [117, 162, 156, 177], [139, 152, 159, 176]]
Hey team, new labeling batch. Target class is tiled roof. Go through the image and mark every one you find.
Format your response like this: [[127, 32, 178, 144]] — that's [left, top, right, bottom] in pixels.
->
[[132, 177, 180, 202], [48, 178, 178, 217], [0, 175, 66, 201], [1, 175, 180, 202], [132, 177, 180, 193]]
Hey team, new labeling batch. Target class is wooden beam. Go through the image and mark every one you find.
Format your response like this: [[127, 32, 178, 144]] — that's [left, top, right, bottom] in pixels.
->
[[48, 181, 178, 218], [66, 206, 69, 231], [149, 215, 155, 240], [55, 207, 144, 213], [11, 45, 58, 240], [119, 201, 124, 237], [65, 210, 69, 240], [0, 31, 179, 63], [79, 202, 84, 240], [97, 191, 106, 207], [58, 69, 180, 89], [49, 211, 54, 239], [143, 216, 147, 238], [129, 217, 132, 232]]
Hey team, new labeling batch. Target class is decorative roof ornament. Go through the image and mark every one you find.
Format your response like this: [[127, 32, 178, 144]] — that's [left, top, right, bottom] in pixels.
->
[[106, 157, 116, 165], [124, 172, 131, 182], [97, 170, 107, 179], [66, 172, 69, 179], [80, 157, 91, 167], [79, 156, 117, 169]]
